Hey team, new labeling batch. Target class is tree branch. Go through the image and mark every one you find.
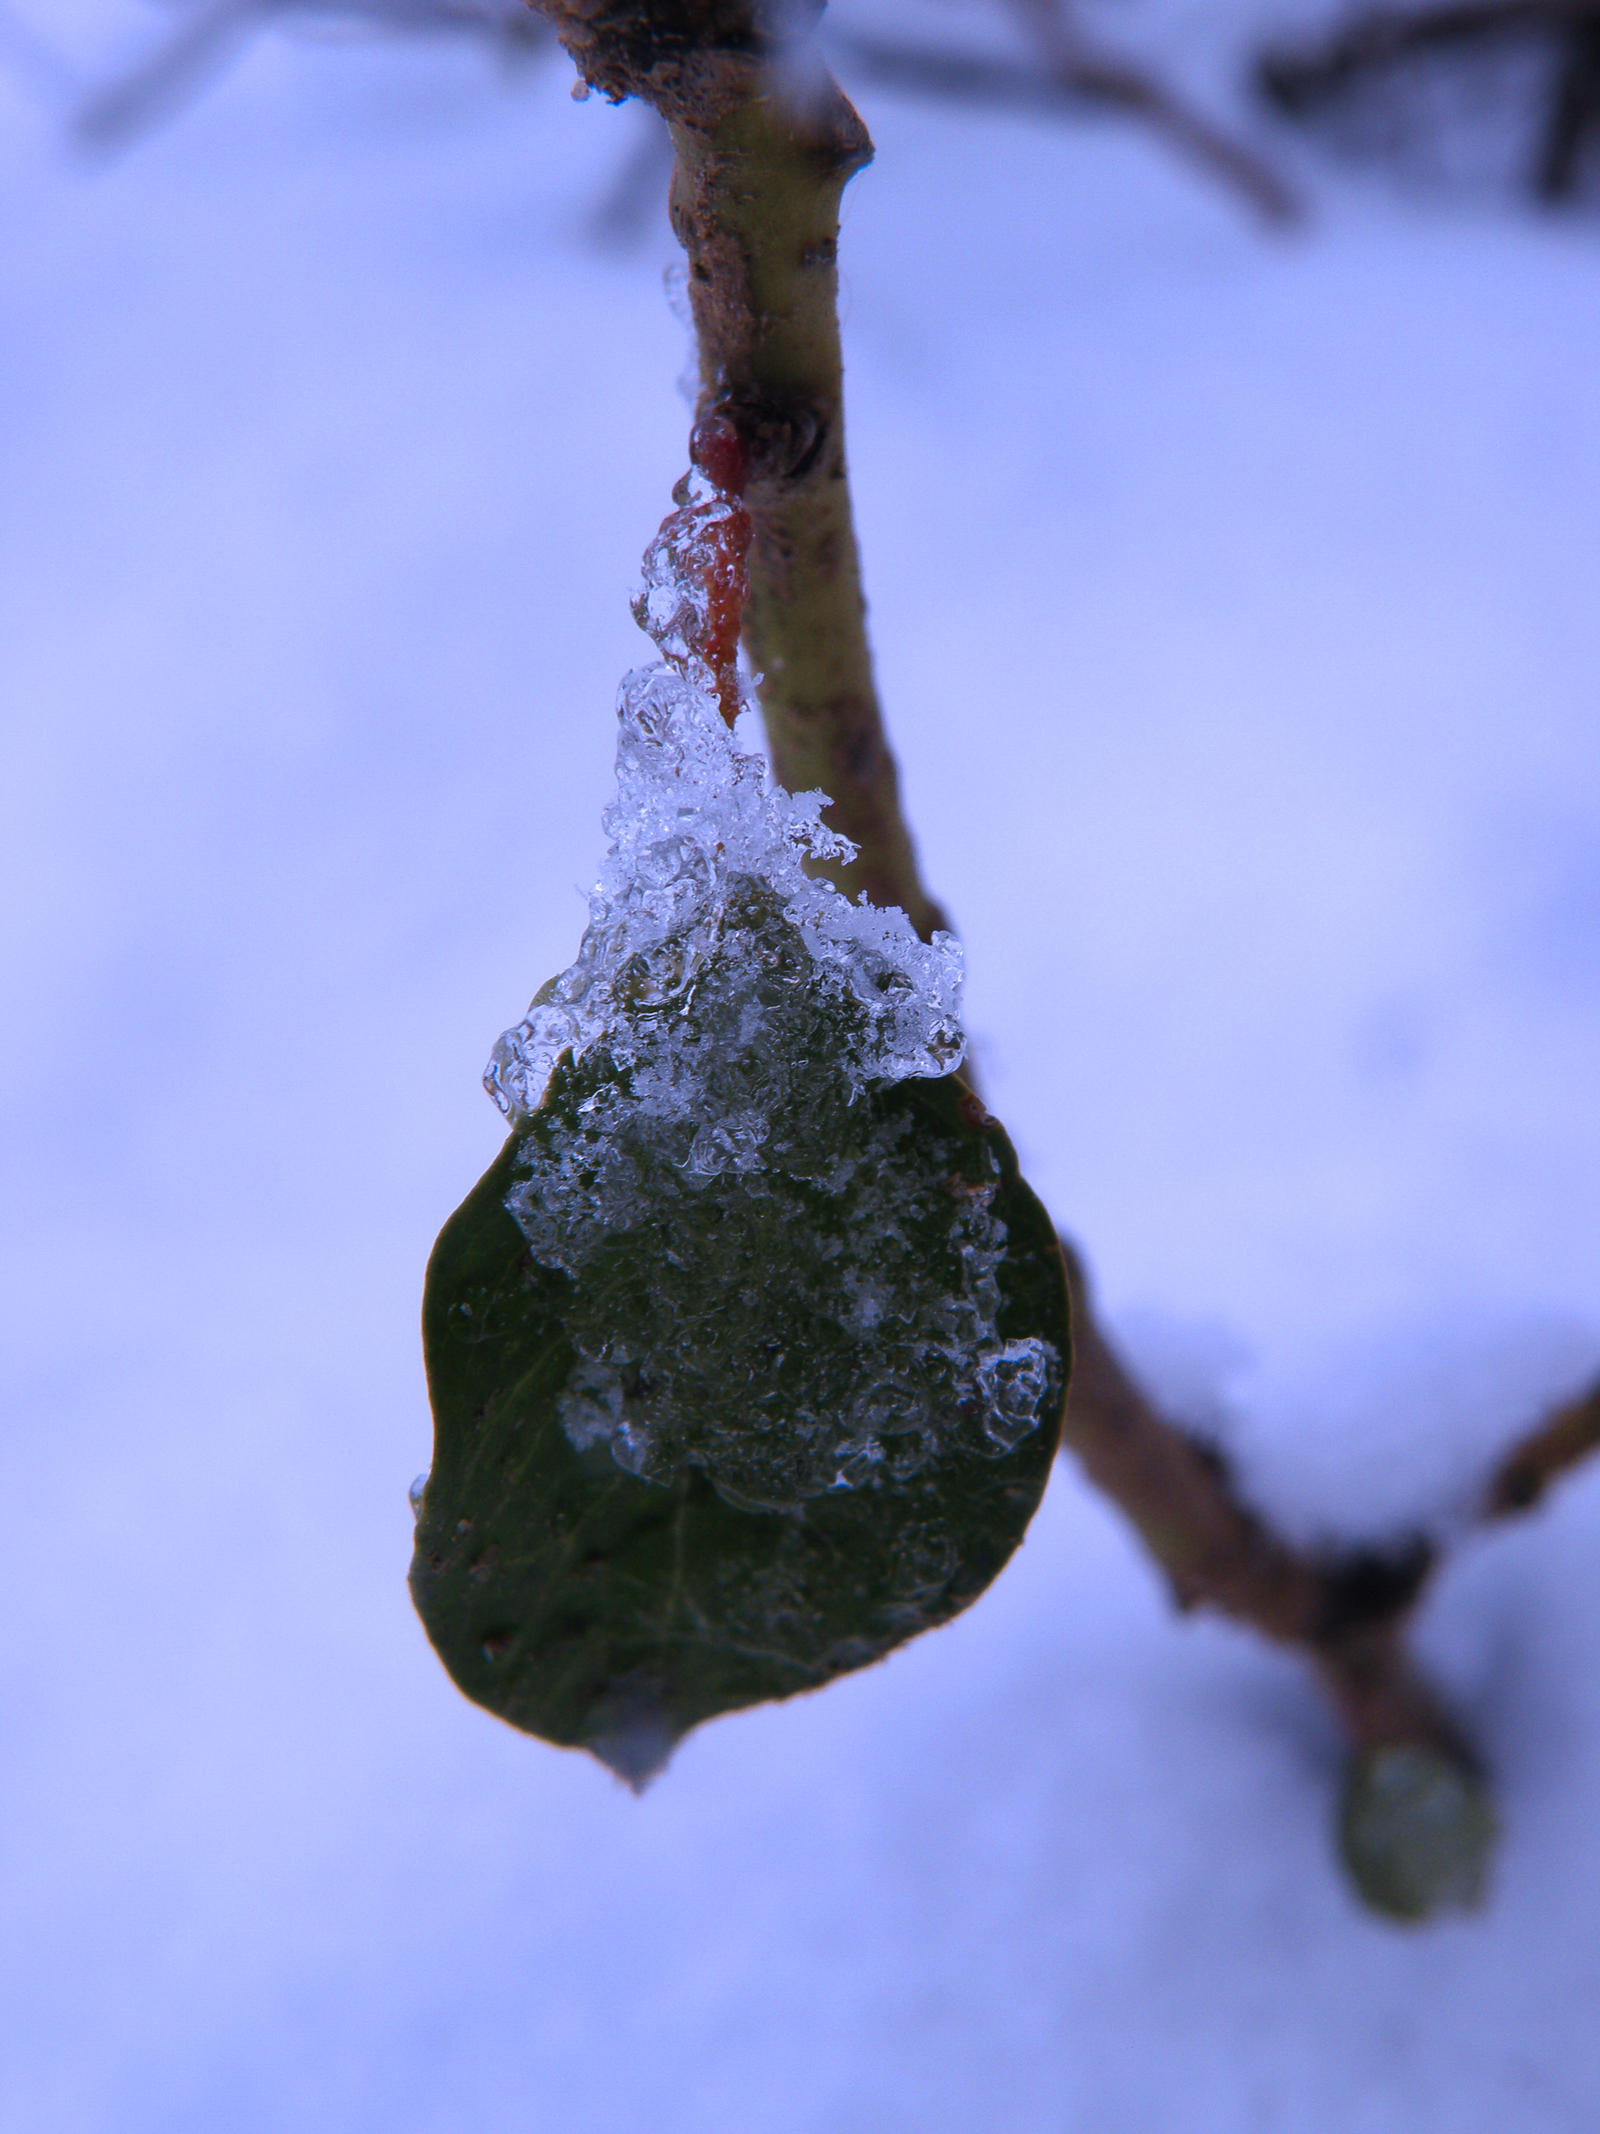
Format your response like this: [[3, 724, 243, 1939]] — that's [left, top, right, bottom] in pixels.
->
[[1484, 1368, 1600, 1516], [1058, 1239, 1600, 1911], [830, 26, 1300, 227], [1058, 1241, 1441, 1669], [1062, 1225, 1600, 1685], [1058, 1238, 1494, 1913], [1258, 0, 1600, 207], [667, 91, 948, 935]]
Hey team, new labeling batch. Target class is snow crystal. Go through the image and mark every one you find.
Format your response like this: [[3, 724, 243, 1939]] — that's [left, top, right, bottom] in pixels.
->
[[483, 468, 1059, 1509]]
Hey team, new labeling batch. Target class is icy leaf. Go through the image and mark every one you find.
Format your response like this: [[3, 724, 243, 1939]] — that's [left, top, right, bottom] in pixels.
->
[[410, 1070, 1068, 1777], [412, 453, 1068, 1773]]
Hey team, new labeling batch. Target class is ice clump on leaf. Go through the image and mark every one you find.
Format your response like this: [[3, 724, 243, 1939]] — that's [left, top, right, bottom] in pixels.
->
[[487, 471, 963, 1120], [483, 466, 1060, 1511]]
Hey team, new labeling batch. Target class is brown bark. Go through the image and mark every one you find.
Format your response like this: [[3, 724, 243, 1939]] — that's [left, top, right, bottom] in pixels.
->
[[667, 95, 947, 937]]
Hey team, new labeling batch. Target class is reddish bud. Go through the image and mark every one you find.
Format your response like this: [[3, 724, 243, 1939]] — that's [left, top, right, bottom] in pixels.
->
[[690, 414, 750, 499]]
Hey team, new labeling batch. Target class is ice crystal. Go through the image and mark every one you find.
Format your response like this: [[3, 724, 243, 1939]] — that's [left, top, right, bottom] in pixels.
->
[[487, 471, 962, 1121], [483, 468, 1060, 1510]]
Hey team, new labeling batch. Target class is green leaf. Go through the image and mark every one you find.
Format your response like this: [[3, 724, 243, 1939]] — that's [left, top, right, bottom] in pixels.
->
[[410, 1070, 1069, 1784]]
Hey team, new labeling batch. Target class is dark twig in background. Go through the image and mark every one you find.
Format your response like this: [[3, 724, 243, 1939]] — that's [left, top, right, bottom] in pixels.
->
[[1485, 1370, 1600, 1514], [1003, 0, 1300, 220], [833, 26, 1300, 223], [1258, 0, 1600, 201], [1535, 8, 1600, 194], [73, 0, 545, 148], [72, 0, 1296, 224]]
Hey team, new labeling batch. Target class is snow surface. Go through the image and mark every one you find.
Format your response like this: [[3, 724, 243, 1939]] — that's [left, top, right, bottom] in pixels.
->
[[3, 5, 1600, 2128]]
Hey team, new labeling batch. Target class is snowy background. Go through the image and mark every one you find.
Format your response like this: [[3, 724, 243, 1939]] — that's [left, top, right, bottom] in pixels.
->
[[3, 3, 1600, 2127]]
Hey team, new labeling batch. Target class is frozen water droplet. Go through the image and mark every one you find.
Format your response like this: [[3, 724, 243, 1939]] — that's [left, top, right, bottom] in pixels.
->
[[586, 1690, 678, 1792], [408, 1472, 429, 1520]]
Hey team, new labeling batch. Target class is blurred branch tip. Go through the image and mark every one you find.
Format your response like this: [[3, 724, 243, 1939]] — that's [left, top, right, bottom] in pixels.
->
[[1059, 1239, 1599, 1919], [72, 0, 549, 151]]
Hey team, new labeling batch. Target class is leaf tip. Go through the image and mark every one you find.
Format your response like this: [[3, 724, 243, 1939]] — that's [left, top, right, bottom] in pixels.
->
[[584, 1685, 682, 1792]]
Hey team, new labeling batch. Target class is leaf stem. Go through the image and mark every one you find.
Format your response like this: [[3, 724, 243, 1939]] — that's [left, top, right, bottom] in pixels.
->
[[535, 0, 946, 935], [666, 89, 945, 937]]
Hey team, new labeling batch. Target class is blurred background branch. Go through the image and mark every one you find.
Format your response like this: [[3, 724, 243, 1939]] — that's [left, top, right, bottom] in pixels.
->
[[1258, 0, 1600, 201], [830, 0, 1301, 225], [62, 0, 1300, 226], [69, 0, 546, 149], [1060, 1240, 1600, 1916], [17, 0, 1600, 210]]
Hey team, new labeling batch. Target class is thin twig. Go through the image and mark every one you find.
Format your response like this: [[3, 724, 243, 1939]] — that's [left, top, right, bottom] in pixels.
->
[[76, 0, 272, 148], [1061, 1234, 1600, 1766], [1533, 12, 1600, 195], [1257, 0, 1600, 205], [1008, 0, 1301, 224], [1259, 0, 1600, 116], [1059, 1239, 1459, 1748], [75, 0, 544, 150], [1484, 1370, 1600, 1516], [667, 96, 950, 937], [832, 11, 1300, 225]]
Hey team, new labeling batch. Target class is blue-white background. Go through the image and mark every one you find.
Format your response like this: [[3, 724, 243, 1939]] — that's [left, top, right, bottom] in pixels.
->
[[3, 4, 1599, 2125]]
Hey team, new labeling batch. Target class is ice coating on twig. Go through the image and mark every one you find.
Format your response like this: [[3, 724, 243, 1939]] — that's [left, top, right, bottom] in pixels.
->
[[482, 461, 1060, 1509], [486, 466, 963, 1119]]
